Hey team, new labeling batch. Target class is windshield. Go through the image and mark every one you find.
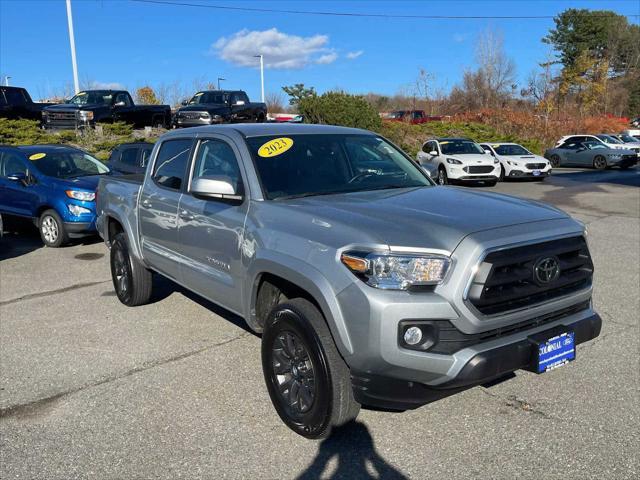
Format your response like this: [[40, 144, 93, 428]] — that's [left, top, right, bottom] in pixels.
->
[[596, 135, 622, 144], [26, 149, 109, 178], [619, 134, 637, 143], [189, 92, 227, 105], [246, 134, 432, 200], [494, 144, 531, 156], [439, 140, 485, 155], [68, 91, 112, 106]]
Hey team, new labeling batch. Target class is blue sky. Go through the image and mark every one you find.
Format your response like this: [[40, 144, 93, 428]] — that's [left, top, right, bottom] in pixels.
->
[[1, 0, 638, 102]]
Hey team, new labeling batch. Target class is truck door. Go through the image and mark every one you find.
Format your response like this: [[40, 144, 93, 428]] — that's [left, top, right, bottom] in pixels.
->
[[229, 92, 249, 123], [112, 92, 137, 126], [177, 136, 249, 313], [138, 138, 193, 282]]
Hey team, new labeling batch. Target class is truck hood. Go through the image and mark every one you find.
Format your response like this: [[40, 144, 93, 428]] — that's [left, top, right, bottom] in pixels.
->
[[283, 186, 569, 252], [44, 104, 105, 112], [446, 153, 494, 165]]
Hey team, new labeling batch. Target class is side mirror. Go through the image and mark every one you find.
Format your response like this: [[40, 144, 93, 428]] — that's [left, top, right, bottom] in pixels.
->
[[114, 101, 126, 107], [181, 100, 189, 106], [191, 176, 242, 200], [233, 100, 246, 106], [429, 150, 438, 156], [7, 172, 28, 185]]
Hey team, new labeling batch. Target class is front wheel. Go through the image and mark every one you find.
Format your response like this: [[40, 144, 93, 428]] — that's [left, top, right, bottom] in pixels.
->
[[593, 155, 607, 170], [39, 209, 68, 247], [110, 232, 153, 306], [437, 167, 448, 185], [262, 299, 359, 439]]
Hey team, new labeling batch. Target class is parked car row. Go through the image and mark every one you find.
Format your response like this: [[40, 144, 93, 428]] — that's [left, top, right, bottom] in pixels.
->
[[1, 86, 267, 131], [544, 133, 640, 170]]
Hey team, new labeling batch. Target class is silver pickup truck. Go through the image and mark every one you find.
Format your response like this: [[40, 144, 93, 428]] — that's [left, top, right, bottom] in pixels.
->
[[96, 124, 601, 439]]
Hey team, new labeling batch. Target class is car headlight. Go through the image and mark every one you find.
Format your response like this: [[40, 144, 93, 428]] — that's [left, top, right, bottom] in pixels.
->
[[341, 252, 451, 290], [446, 157, 462, 165], [68, 204, 91, 216], [607, 154, 622, 159], [65, 190, 95, 201], [79, 111, 94, 120]]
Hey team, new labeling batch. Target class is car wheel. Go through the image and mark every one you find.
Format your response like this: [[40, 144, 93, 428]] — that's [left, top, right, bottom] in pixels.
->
[[262, 298, 360, 439], [593, 155, 607, 170], [39, 209, 68, 247], [437, 167, 448, 185], [550, 155, 561, 168], [110, 232, 153, 306], [257, 113, 266, 123]]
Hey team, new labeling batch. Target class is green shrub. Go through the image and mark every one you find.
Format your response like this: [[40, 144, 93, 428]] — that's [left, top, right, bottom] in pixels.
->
[[299, 91, 382, 131], [100, 122, 133, 136]]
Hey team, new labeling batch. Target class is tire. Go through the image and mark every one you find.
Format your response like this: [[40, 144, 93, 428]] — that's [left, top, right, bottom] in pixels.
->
[[262, 298, 360, 439], [39, 209, 68, 247], [550, 154, 561, 168], [593, 155, 607, 170], [437, 167, 448, 185], [110, 232, 153, 306], [256, 113, 266, 123]]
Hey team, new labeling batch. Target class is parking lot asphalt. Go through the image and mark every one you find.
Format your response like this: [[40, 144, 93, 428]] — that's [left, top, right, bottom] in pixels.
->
[[1, 168, 638, 479]]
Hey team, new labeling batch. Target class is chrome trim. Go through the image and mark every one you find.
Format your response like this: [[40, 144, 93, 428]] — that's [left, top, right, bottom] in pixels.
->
[[462, 232, 590, 319]]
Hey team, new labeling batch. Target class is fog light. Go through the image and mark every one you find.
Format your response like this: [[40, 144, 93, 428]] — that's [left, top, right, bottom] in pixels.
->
[[403, 326, 423, 345]]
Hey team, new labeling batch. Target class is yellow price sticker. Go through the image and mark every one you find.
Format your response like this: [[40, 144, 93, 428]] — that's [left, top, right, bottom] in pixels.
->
[[29, 153, 46, 161], [258, 137, 294, 158]]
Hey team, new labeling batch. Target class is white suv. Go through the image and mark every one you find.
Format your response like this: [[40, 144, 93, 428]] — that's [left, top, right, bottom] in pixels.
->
[[417, 138, 499, 186], [480, 143, 552, 181]]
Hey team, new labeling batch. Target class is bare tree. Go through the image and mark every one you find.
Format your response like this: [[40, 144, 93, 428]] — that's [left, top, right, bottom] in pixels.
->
[[265, 91, 285, 113], [475, 29, 516, 107]]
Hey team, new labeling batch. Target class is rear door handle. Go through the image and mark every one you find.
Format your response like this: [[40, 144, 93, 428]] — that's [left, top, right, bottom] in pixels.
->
[[179, 210, 194, 221], [141, 199, 151, 208]]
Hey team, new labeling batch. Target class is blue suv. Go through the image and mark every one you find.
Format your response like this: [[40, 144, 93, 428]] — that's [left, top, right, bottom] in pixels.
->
[[0, 144, 110, 247]]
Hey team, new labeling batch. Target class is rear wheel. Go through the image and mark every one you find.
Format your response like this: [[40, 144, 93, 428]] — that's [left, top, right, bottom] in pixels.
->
[[593, 155, 607, 170], [437, 167, 448, 185], [262, 298, 359, 439], [550, 154, 561, 168], [39, 209, 68, 248], [110, 232, 153, 306]]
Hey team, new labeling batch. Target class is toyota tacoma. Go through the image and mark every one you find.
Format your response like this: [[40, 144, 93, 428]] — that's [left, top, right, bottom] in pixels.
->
[[96, 124, 601, 438]]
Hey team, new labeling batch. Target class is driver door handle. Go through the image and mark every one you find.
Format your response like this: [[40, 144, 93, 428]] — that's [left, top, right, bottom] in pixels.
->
[[141, 199, 152, 208], [179, 210, 194, 221]]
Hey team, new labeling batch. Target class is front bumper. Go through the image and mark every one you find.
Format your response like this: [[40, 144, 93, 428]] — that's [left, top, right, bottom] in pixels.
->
[[446, 164, 500, 181], [351, 310, 601, 410], [64, 221, 96, 237]]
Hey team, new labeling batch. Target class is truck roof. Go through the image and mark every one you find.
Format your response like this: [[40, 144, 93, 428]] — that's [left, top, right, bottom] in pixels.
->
[[163, 123, 375, 139]]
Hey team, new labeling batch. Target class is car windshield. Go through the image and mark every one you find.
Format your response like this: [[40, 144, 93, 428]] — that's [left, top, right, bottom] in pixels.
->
[[246, 134, 432, 200], [494, 144, 531, 156], [439, 140, 485, 155], [189, 92, 227, 104], [619, 134, 638, 143], [68, 91, 112, 105], [25, 149, 110, 178], [596, 135, 622, 144]]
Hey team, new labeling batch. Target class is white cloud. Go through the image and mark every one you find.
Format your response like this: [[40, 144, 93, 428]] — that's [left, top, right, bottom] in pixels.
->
[[315, 52, 338, 65], [90, 81, 125, 90], [453, 33, 468, 43], [212, 28, 333, 69], [346, 50, 363, 59]]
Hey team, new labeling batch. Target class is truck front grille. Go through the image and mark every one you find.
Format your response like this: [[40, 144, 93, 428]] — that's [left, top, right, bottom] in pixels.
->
[[525, 163, 546, 169], [464, 165, 494, 174], [467, 236, 593, 315], [178, 111, 206, 120], [45, 111, 78, 128]]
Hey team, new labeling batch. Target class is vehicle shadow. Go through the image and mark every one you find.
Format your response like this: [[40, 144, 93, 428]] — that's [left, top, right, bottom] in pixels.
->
[[551, 168, 640, 187], [148, 274, 258, 336], [0, 221, 42, 261], [296, 421, 408, 480]]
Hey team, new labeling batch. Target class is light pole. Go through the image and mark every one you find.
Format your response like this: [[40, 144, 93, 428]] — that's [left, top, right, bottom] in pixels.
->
[[254, 54, 264, 103], [4, 76, 11, 86], [65, 0, 80, 94], [217, 77, 225, 90]]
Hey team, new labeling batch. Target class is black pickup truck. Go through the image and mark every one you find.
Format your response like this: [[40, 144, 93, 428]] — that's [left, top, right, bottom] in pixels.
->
[[173, 90, 267, 127], [42, 90, 171, 130], [0, 86, 53, 121]]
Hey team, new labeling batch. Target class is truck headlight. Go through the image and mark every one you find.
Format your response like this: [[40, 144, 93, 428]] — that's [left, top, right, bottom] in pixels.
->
[[341, 252, 450, 290], [68, 204, 91, 216], [79, 111, 94, 121], [446, 158, 462, 165], [66, 190, 95, 201]]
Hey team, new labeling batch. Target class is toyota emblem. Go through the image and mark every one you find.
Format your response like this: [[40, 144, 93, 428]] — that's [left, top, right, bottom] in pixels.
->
[[534, 257, 560, 284]]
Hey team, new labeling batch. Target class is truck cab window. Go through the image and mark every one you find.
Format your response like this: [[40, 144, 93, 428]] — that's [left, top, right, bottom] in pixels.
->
[[152, 139, 192, 190], [192, 139, 242, 193], [120, 148, 138, 166], [114, 93, 132, 107]]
